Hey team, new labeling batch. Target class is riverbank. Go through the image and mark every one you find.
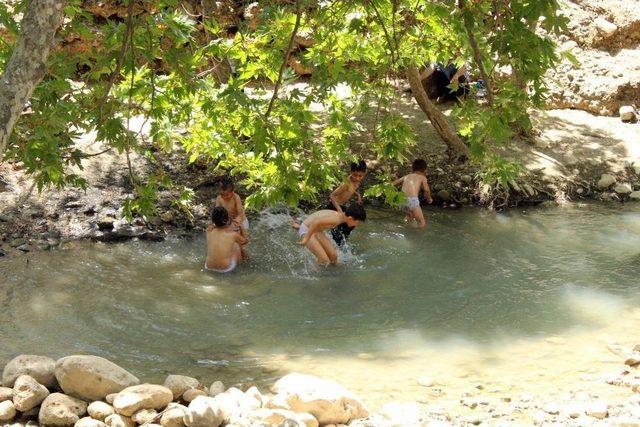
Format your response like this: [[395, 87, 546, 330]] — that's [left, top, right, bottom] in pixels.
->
[[1, 106, 639, 256], [0, 343, 638, 427]]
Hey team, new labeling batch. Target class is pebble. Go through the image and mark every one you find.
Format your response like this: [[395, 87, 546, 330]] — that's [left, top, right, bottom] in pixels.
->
[[416, 375, 434, 387]]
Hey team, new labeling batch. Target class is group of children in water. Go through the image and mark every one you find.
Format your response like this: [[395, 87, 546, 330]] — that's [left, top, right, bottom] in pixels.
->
[[204, 159, 433, 273]]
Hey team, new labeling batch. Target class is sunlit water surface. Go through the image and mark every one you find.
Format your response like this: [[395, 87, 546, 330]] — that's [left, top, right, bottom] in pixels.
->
[[2, 204, 640, 409]]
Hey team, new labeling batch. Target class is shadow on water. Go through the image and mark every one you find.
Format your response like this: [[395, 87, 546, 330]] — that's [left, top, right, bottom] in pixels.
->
[[1, 203, 640, 387]]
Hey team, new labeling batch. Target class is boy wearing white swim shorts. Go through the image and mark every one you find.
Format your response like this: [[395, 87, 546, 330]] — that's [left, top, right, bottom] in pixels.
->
[[392, 159, 433, 228], [291, 205, 366, 266]]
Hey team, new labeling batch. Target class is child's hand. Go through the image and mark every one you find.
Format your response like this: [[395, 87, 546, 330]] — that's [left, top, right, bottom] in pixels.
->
[[427, 197, 433, 204]]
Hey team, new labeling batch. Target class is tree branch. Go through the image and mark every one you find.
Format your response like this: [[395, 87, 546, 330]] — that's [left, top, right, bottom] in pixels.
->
[[458, 0, 495, 105], [263, 0, 302, 121]]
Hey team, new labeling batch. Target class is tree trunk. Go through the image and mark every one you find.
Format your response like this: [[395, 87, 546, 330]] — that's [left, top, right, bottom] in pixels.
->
[[406, 65, 469, 160], [0, 0, 66, 154], [458, 0, 495, 106]]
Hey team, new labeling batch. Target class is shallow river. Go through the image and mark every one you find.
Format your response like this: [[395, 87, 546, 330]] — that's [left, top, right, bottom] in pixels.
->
[[1, 203, 640, 409]]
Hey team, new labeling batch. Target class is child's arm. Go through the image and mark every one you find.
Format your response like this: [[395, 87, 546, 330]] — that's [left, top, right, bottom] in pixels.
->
[[298, 223, 318, 245], [329, 184, 349, 213], [235, 232, 248, 246], [392, 176, 405, 186], [214, 196, 222, 207], [422, 177, 433, 204], [235, 194, 247, 225], [355, 191, 363, 205]]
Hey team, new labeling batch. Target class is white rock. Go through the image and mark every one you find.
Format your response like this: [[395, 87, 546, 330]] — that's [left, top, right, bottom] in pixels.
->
[[163, 375, 201, 401], [380, 401, 420, 424], [585, 400, 608, 419], [183, 395, 223, 427], [594, 17, 618, 37], [55, 356, 139, 401], [416, 376, 434, 387], [87, 402, 115, 421], [244, 386, 263, 405], [208, 381, 224, 397], [270, 373, 368, 425], [629, 191, 640, 200], [620, 106, 636, 122], [0, 387, 13, 402], [75, 417, 107, 427], [112, 384, 173, 417], [2, 355, 57, 388], [104, 414, 135, 427], [39, 393, 88, 427], [0, 400, 17, 422], [105, 394, 116, 405], [13, 375, 50, 412], [131, 408, 158, 424], [243, 408, 318, 427], [615, 183, 633, 195], [597, 174, 616, 190], [182, 389, 207, 403], [160, 405, 186, 427]]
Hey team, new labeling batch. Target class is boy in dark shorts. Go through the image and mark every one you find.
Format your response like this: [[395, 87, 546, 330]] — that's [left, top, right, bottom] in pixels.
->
[[326, 160, 367, 245]]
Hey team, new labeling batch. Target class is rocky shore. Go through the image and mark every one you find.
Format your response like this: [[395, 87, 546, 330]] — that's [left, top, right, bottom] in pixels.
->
[[0, 345, 639, 427]]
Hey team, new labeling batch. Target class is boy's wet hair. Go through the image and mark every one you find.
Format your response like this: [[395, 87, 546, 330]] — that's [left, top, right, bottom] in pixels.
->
[[412, 158, 427, 172], [350, 160, 367, 173], [211, 206, 229, 227], [345, 203, 367, 222], [219, 176, 234, 191]]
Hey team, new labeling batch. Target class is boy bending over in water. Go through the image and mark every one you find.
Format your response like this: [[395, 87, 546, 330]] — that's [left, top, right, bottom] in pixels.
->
[[215, 177, 249, 259], [292, 204, 367, 266], [393, 159, 433, 228], [205, 207, 247, 273], [327, 160, 367, 246]]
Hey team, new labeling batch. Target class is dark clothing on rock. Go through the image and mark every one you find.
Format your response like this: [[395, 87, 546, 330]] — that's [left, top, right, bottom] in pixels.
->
[[423, 63, 468, 101]]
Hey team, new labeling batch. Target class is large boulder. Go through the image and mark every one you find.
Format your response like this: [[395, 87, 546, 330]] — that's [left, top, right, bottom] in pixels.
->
[[244, 408, 318, 427], [39, 393, 88, 427], [55, 356, 139, 401], [269, 373, 368, 425], [112, 384, 172, 417], [12, 374, 50, 412], [2, 355, 57, 388], [0, 400, 17, 422], [183, 396, 223, 427], [163, 375, 201, 400]]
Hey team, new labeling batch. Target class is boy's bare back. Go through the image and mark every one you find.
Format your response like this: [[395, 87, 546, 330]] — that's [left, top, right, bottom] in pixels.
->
[[302, 210, 343, 231], [401, 173, 430, 198], [205, 226, 245, 270]]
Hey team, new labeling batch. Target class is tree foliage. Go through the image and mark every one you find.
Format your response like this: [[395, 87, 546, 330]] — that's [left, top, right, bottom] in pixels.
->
[[0, 0, 567, 217]]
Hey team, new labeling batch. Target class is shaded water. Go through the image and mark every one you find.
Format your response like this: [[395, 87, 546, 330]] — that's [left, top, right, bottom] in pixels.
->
[[1, 203, 640, 406]]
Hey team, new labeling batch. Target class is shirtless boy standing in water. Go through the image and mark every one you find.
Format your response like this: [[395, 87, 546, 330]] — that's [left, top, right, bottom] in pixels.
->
[[393, 159, 433, 228], [205, 207, 247, 273], [292, 204, 367, 266], [327, 160, 367, 245], [215, 177, 249, 259]]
